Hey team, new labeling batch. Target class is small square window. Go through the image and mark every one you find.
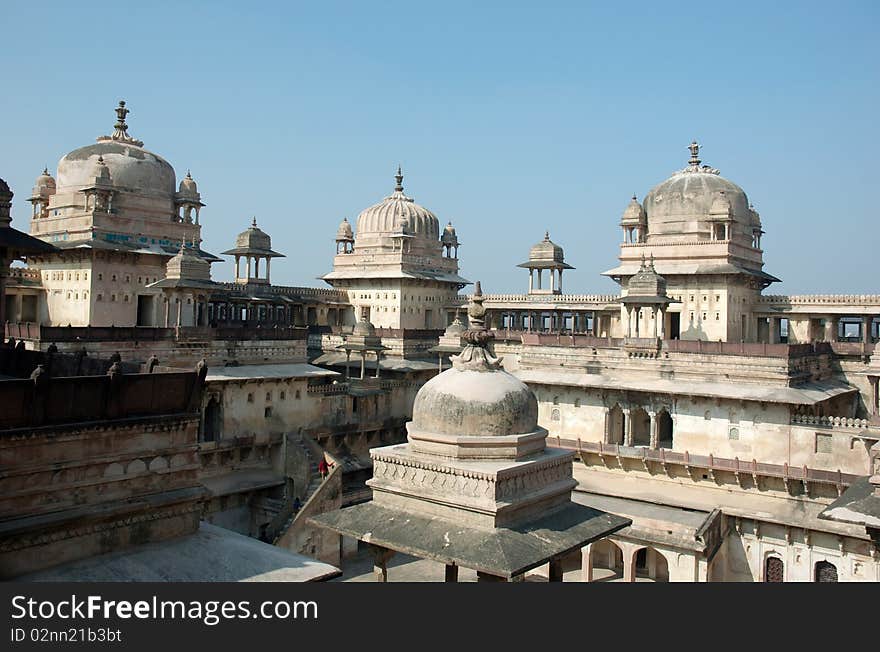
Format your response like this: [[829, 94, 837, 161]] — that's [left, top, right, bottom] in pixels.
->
[[265, 392, 272, 402], [280, 391, 286, 400], [264, 407, 273, 418], [247, 393, 254, 403], [295, 390, 301, 399]]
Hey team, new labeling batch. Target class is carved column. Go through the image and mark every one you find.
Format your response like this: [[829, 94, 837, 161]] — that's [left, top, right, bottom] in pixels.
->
[[649, 411, 658, 449], [623, 407, 633, 446], [603, 406, 611, 444]]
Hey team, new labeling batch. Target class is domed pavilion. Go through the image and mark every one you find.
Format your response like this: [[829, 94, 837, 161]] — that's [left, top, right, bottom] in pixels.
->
[[310, 284, 629, 581]]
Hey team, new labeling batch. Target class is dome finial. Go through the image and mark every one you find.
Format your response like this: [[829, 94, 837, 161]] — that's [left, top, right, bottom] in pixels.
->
[[43, 167, 49, 176], [544, 231, 550, 241], [186, 169, 192, 179], [252, 216, 257, 227], [688, 140, 701, 168], [99, 99, 144, 146], [394, 165, 404, 192]]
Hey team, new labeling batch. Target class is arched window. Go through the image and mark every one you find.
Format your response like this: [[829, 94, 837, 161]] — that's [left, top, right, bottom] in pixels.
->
[[765, 556, 784, 582], [814, 561, 838, 583]]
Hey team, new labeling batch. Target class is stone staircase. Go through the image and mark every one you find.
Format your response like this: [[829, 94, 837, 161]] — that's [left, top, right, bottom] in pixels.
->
[[266, 435, 324, 545]]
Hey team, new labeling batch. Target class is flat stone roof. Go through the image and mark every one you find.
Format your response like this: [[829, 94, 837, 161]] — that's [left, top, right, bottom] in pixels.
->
[[819, 477, 880, 529], [312, 352, 438, 372], [515, 368, 856, 406], [309, 501, 630, 579], [205, 363, 340, 382], [17, 523, 340, 582], [572, 491, 713, 551]]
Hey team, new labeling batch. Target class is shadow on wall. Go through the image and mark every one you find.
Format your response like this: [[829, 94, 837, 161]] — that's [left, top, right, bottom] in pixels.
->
[[680, 318, 709, 342]]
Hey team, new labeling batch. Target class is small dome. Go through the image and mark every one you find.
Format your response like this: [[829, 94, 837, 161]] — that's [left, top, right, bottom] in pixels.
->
[[529, 231, 565, 263], [441, 221, 458, 244], [443, 317, 466, 337], [410, 364, 538, 439], [621, 195, 645, 223], [235, 218, 272, 251], [354, 167, 440, 241], [352, 317, 376, 337], [34, 168, 56, 192], [178, 170, 198, 195], [336, 217, 353, 241], [93, 156, 111, 181], [627, 255, 667, 297]]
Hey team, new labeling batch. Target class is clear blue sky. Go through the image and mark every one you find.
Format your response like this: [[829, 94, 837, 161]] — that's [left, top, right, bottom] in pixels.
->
[[3, 1, 878, 294]]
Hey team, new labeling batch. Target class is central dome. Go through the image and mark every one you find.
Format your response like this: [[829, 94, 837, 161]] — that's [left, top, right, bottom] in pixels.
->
[[355, 167, 440, 240], [57, 141, 176, 197], [643, 142, 757, 242]]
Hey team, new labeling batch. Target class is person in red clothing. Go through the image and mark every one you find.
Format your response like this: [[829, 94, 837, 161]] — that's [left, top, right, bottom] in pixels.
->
[[318, 459, 329, 479]]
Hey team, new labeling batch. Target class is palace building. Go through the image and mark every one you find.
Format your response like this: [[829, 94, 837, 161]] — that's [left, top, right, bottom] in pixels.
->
[[2, 102, 878, 581]]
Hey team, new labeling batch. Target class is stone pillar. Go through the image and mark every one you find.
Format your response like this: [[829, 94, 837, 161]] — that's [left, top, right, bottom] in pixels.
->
[[623, 408, 633, 446], [830, 316, 839, 342], [581, 544, 593, 582], [626, 307, 633, 338], [445, 564, 459, 583], [623, 551, 636, 583], [370, 545, 395, 583], [234, 256, 240, 280], [548, 558, 564, 582], [658, 308, 665, 339], [360, 352, 366, 379], [266, 257, 271, 283], [164, 298, 170, 327], [863, 315, 872, 345], [374, 351, 381, 378], [13, 294, 22, 323], [603, 407, 611, 444], [176, 297, 182, 327], [649, 411, 658, 449], [345, 350, 351, 379], [528, 269, 533, 293], [634, 307, 640, 338], [558, 268, 563, 293]]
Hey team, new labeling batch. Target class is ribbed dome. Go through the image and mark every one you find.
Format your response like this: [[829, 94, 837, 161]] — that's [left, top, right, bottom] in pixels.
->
[[57, 141, 175, 197], [355, 167, 440, 240], [643, 142, 752, 240], [529, 231, 565, 263]]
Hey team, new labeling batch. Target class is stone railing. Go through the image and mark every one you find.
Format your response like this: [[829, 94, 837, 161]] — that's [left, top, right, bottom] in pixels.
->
[[791, 415, 873, 430], [757, 294, 880, 306], [455, 293, 620, 304], [7, 267, 42, 282], [306, 382, 349, 396], [552, 438, 859, 490], [216, 282, 347, 301], [4, 322, 307, 343]]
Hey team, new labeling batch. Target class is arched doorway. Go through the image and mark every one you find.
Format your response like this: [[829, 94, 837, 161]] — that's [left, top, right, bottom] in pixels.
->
[[203, 397, 221, 442], [765, 556, 784, 582], [631, 408, 651, 446], [634, 547, 669, 582], [608, 405, 625, 445], [590, 539, 624, 581], [657, 409, 674, 449], [815, 560, 838, 582]]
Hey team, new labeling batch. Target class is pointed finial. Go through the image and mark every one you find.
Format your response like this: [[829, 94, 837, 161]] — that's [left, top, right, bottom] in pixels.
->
[[103, 99, 143, 146], [252, 217, 257, 227], [394, 165, 404, 192], [688, 140, 701, 167], [640, 252, 646, 269], [186, 170, 192, 179], [544, 231, 550, 241], [649, 253, 655, 268], [632, 193, 637, 202], [43, 167, 49, 176]]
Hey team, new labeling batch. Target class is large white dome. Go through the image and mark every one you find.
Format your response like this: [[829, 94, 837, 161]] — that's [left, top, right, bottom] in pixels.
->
[[643, 142, 759, 243], [354, 168, 439, 241], [56, 141, 176, 198]]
